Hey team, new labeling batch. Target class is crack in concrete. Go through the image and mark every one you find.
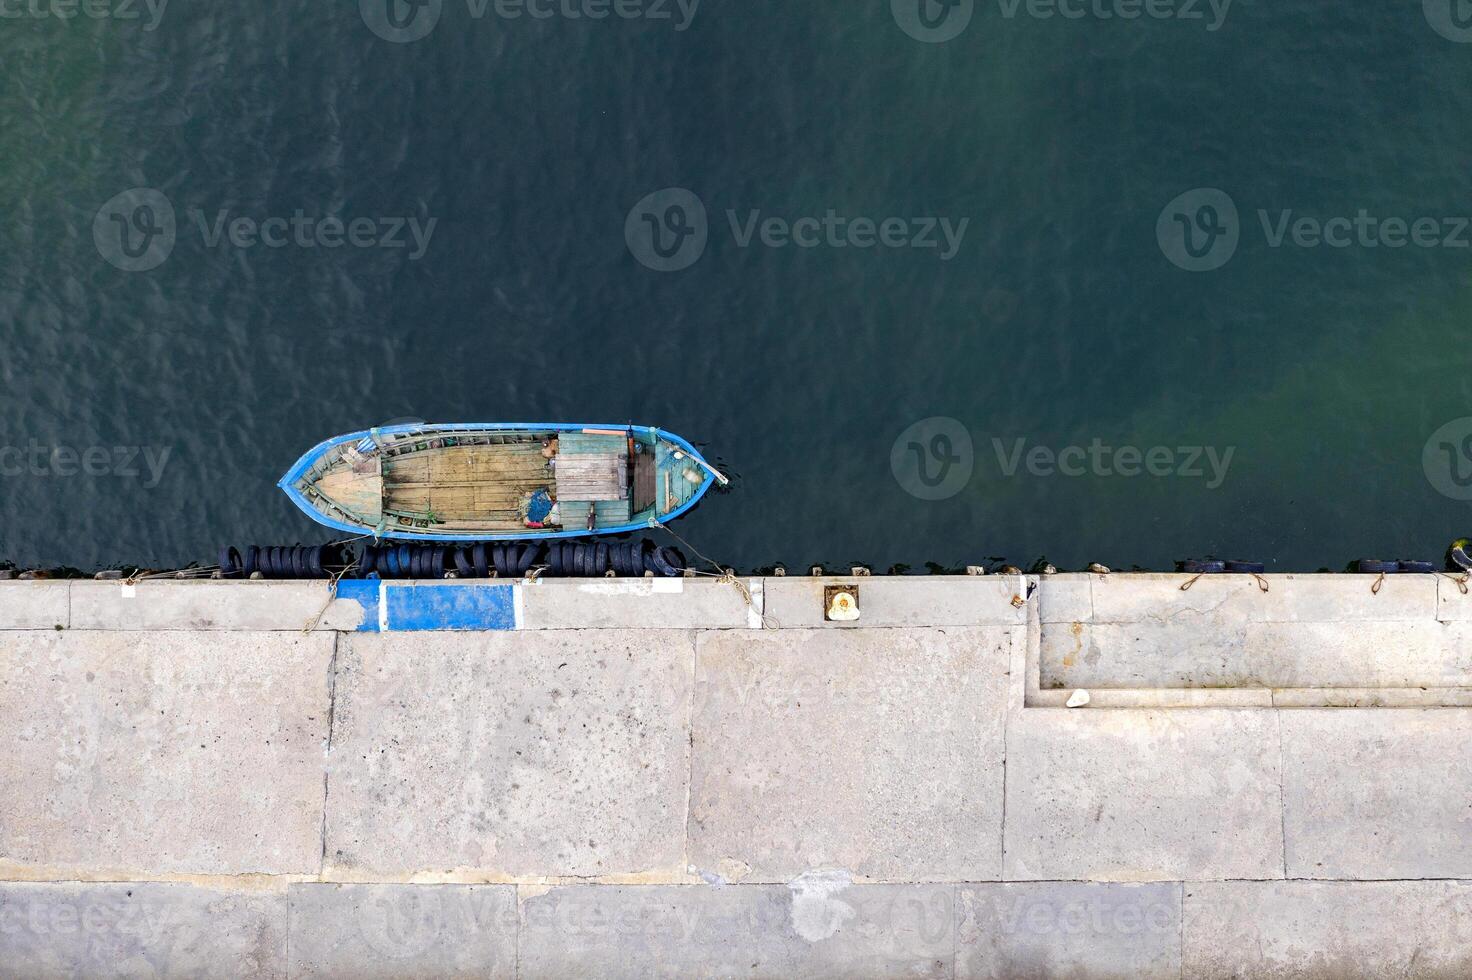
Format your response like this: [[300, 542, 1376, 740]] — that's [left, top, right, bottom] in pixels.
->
[[318, 633, 340, 876], [681, 629, 698, 882], [1276, 709, 1289, 879]]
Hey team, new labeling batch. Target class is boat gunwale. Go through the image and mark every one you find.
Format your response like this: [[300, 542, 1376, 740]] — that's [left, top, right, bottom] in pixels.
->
[[278, 422, 717, 541]]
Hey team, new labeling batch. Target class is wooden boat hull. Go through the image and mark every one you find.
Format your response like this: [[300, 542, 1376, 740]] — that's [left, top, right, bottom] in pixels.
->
[[280, 423, 721, 541]]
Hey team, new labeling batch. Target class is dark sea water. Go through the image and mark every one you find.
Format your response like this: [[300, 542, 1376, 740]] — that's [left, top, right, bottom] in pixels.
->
[[4, 0, 1472, 573]]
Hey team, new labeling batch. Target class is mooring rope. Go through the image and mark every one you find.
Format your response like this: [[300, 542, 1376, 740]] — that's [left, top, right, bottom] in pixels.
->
[[302, 561, 357, 634], [1181, 571, 1270, 592], [650, 518, 779, 629]]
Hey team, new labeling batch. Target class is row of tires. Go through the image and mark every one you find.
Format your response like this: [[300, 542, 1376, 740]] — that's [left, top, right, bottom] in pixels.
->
[[218, 540, 687, 580], [218, 544, 350, 579]]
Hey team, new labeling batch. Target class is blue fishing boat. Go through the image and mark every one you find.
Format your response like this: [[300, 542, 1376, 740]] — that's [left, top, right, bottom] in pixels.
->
[[280, 422, 725, 541]]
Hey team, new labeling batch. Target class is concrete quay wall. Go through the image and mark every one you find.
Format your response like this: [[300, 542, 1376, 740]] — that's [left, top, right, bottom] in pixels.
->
[[3, 574, 1470, 977]]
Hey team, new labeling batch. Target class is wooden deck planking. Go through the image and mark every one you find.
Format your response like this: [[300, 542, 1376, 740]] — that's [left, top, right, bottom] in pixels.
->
[[383, 444, 553, 522], [555, 453, 628, 501]]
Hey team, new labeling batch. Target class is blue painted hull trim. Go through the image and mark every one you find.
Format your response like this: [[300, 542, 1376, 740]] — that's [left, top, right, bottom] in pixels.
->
[[279, 422, 718, 542]]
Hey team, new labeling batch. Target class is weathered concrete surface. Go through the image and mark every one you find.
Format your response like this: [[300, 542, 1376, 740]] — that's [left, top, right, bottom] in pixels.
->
[[1436, 574, 1472, 621], [1042, 620, 1472, 690], [288, 884, 516, 978], [1089, 572, 1434, 624], [956, 882, 1181, 980], [763, 577, 1030, 628], [1037, 574, 1092, 624], [0, 583, 69, 629], [1281, 709, 1472, 879], [517, 881, 953, 979], [4, 576, 1472, 975], [1271, 687, 1472, 707], [0, 631, 330, 877], [1028, 688, 1276, 708], [324, 631, 693, 879], [69, 581, 365, 631], [1182, 880, 1472, 979], [520, 578, 758, 629], [689, 628, 1013, 882], [1003, 709, 1283, 881], [0, 881, 288, 979]]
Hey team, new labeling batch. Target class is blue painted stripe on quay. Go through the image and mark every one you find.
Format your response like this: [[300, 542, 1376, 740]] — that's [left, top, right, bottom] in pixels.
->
[[384, 583, 517, 631], [335, 579, 382, 632]]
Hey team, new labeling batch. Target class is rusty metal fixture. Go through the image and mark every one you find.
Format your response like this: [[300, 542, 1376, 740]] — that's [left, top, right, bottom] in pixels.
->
[[824, 585, 860, 622]]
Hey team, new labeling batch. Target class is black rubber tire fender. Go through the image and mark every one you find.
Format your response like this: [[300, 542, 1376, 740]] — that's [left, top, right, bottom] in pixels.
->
[[650, 546, 682, 577], [516, 543, 538, 576], [1356, 559, 1399, 574], [218, 546, 241, 577], [1178, 560, 1225, 574]]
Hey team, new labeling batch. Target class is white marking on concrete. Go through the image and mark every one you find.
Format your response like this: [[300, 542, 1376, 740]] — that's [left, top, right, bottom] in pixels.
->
[[377, 581, 388, 632], [120, 584, 136, 599], [576, 581, 653, 595], [787, 870, 856, 942], [748, 579, 764, 629], [512, 585, 525, 630], [653, 579, 684, 594]]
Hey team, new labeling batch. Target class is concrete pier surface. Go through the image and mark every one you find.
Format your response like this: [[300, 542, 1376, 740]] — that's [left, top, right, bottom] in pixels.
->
[[3, 573, 1472, 977]]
